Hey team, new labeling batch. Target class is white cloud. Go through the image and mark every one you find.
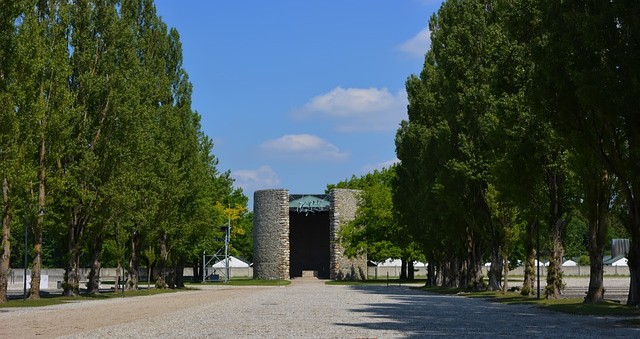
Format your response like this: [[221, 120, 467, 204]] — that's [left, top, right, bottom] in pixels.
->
[[295, 87, 408, 132], [397, 27, 431, 59], [232, 165, 281, 193], [361, 158, 399, 173], [260, 134, 348, 162]]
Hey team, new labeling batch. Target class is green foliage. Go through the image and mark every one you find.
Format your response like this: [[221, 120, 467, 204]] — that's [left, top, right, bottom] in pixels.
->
[[394, 0, 546, 290], [577, 255, 590, 266], [564, 212, 588, 259], [330, 167, 410, 262], [392, 0, 636, 298], [0, 0, 247, 295], [522, 0, 640, 303]]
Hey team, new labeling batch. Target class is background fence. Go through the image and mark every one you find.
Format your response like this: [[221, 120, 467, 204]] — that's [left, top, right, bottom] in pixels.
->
[[367, 265, 630, 279]]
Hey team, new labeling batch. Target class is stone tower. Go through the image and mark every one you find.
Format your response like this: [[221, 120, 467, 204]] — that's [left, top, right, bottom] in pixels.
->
[[252, 188, 366, 280], [329, 189, 366, 280], [253, 189, 290, 280]]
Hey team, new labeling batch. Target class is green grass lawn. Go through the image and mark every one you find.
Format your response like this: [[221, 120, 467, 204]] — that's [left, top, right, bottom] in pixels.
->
[[329, 279, 640, 320], [2, 279, 291, 308], [0, 288, 178, 308], [420, 286, 640, 319]]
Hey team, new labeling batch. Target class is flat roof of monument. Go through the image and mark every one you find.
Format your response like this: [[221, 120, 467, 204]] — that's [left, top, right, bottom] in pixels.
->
[[289, 194, 330, 213]]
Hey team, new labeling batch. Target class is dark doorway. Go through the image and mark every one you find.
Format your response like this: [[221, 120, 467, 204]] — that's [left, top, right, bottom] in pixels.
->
[[289, 211, 330, 278]]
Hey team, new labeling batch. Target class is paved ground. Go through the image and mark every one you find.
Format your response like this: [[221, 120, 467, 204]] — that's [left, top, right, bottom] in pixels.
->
[[2, 277, 639, 338]]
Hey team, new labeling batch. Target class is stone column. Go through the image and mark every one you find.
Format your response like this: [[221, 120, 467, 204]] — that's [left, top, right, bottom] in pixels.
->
[[329, 189, 366, 280], [253, 189, 290, 280]]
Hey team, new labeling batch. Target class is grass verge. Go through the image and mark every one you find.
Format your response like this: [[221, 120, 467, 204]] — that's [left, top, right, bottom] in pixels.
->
[[0, 288, 178, 308], [421, 286, 640, 320]]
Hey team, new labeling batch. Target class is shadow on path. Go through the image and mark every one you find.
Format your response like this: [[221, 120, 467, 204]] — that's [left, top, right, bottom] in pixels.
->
[[333, 285, 640, 338]]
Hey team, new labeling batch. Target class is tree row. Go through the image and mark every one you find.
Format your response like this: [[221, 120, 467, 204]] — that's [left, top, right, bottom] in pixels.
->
[[334, 0, 639, 306], [395, 0, 640, 305], [0, 0, 249, 302]]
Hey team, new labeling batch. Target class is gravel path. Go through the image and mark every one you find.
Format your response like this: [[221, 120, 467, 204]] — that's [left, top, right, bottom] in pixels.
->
[[2, 278, 639, 338]]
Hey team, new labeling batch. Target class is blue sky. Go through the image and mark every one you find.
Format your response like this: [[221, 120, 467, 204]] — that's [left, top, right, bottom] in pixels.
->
[[154, 1, 443, 208]]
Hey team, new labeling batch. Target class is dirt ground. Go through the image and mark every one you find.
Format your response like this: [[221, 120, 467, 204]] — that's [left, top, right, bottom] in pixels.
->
[[0, 277, 633, 338]]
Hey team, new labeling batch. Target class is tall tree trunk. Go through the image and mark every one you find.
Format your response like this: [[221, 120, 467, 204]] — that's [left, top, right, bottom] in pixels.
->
[[440, 258, 449, 287], [466, 233, 483, 290], [621, 179, 640, 306], [427, 261, 435, 286], [463, 232, 484, 291], [458, 257, 466, 288], [127, 231, 141, 291], [545, 169, 569, 299], [400, 258, 407, 280], [628, 235, 640, 306], [447, 256, 460, 288], [0, 178, 11, 302], [156, 231, 168, 289], [174, 259, 185, 288], [63, 209, 85, 296], [546, 221, 566, 299], [502, 253, 509, 293], [584, 171, 611, 303], [459, 257, 467, 288], [147, 262, 153, 289], [546, 215, 570, 299], [86, 232, 104, 294], [586, 252, 605, 302], [192, 262, 199, 283], [626, 193, 640, 305], [464, 233, 472, 289], [488, 241, 503, 291], [521, 221, 536, 296], [115, 258, 122, 293], [407, 260, 415, 281], [29, 146, 46, 300]]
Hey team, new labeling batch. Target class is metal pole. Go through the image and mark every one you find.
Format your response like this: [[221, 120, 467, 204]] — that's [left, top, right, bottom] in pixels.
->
[[24, 213, 28, 301], [536, 220, 540, 299], [202, 251, 206, 283], [122, 254, 125, 295], [225, 217, 230, 282]]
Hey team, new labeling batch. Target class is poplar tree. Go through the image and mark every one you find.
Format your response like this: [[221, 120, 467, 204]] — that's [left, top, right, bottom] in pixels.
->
[[531, 0, 640, 305], [12, 0, 75, 299], [396, 0, 502, 290], [1, 0, 248, 298], [0, 0, 26, 303]]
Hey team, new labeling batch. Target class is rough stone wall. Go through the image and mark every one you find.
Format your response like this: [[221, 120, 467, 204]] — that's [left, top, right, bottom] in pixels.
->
[[253, 189, 290, 280], [329, 189, 367, 280]]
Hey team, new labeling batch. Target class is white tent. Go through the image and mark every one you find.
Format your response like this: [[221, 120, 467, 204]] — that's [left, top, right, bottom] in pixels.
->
[[375, 258, 429, 267], [611, 257, 628, 266], [562, 259, 577, 267], [534, 260, 548, 267], [212, 256, 250, 268], [377, 258, 402, 267]]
